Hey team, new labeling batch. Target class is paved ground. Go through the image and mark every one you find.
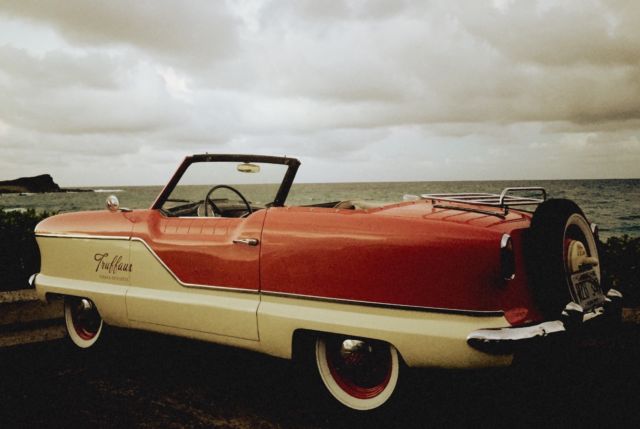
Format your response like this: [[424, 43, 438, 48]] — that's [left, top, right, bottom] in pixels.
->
[[1, 324, 640, 429]]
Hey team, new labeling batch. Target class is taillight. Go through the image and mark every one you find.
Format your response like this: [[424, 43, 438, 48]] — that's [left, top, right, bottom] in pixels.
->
[[500, 234, 515, 280]]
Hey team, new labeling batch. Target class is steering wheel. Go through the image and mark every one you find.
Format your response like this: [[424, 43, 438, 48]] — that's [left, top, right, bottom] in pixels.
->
[[204, 185, 253, 217]]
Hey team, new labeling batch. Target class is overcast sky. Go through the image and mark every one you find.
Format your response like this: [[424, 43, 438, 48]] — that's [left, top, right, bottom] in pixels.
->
[[1, 0, 639, 186]]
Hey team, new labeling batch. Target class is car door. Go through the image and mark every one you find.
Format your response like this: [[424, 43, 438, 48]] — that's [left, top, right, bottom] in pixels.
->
[[126, 209, 265, 341]]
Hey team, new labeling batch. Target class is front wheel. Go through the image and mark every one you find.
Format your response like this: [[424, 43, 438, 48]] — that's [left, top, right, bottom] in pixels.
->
[[315, 336, 400, 411], [64, 297, 104, 349]]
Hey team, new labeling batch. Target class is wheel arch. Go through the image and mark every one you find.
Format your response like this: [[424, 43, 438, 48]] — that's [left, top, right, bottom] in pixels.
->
[[291, 328, 408, 366]]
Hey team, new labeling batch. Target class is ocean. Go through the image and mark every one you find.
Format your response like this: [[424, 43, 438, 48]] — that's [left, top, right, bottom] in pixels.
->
[[1, 179, 638, 239]]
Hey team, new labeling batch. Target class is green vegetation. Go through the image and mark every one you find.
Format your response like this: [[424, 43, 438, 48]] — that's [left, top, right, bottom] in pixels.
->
[[600, 235, 640, 307], [0, 211, 638, 306], [0, 209, 51, 291]]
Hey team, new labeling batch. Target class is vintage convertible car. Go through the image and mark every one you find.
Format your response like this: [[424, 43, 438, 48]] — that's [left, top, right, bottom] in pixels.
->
[[32, 154, 623, 411]]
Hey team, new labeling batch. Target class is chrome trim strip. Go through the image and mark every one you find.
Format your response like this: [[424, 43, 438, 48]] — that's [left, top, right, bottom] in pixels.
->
[[261, 290, 504, 317], [36, 233, 130, 240]]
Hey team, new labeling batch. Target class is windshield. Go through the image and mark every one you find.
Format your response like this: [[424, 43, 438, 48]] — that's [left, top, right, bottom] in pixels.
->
[[160, 161, 289, 217]]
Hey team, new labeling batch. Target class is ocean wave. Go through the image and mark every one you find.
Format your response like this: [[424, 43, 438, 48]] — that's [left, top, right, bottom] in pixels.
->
[[618, 215, 640, 221], [93, 189, 125, 193]]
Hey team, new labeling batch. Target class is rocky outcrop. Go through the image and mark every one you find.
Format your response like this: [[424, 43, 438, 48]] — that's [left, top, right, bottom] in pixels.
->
[[0, 174, 61, 194]]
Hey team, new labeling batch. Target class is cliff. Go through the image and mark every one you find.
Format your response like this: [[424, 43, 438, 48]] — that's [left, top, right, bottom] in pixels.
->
[[0, 174, 61, 194]]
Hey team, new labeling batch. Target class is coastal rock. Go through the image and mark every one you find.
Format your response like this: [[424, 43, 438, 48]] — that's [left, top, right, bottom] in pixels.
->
[[0, 174, 61, 194]]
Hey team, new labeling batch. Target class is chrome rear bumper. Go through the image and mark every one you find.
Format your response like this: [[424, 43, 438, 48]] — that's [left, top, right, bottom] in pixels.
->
[[467, 289, 623, 354]]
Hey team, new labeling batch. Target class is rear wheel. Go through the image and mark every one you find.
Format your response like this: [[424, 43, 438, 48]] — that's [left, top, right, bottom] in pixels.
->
[[315, 336, 400, 411], [64, 297, 104, 349], [527, 199, 602, 318]]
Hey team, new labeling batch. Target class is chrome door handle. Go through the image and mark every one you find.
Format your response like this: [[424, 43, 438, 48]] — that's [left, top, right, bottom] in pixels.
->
[[233, 238, 260, 246]]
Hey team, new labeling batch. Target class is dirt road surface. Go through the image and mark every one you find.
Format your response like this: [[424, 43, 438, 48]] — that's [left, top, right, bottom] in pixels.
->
[[1, 326, 639, 428]]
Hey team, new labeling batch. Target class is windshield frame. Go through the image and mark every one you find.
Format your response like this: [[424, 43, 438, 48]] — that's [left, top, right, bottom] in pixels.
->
[[151, 154, 301, 210]]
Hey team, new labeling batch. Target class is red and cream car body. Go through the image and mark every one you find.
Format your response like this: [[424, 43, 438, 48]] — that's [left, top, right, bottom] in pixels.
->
[[33, 154, 622, 411]]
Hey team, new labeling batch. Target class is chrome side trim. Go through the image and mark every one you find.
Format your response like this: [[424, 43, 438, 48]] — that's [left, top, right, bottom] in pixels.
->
[[261, 290, 504, 317], [500, 234, 511, 249], [36, 232, 130, 240]]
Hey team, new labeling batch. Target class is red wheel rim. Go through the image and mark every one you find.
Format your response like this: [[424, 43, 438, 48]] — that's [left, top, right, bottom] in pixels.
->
[[69, 300, 101, 340], [325, 339, 393, 399]]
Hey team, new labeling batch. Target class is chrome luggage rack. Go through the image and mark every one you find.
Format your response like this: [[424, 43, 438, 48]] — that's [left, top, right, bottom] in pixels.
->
[[421, 187, 547, 217]]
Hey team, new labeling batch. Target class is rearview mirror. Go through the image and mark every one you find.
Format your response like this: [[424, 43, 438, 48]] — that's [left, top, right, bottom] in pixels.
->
[[237, 162, 260, 173]]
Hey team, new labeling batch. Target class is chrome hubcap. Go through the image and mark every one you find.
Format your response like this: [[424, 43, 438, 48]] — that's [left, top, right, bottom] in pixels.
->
[[326, 338, 392, 399], [69, 298, 101, 340]]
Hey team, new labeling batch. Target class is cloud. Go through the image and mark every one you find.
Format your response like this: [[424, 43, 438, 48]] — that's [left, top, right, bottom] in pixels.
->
[[459, 0, 640, 67], [0, 0, 240, 65], [0, 0, 639, 184], [0, 47, 187, 135]]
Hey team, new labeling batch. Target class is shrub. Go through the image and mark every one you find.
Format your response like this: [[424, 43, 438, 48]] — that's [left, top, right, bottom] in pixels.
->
[[600, 235, 640, 307], [0, 209, 52, 292]]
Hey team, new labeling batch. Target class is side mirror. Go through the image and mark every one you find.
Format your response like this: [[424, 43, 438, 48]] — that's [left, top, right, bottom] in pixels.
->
[[106, 195, 120, 212]]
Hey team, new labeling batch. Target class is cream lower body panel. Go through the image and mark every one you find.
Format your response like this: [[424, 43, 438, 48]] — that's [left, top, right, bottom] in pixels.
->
[[257, 295, 513, 369], [127, 320, 262, 354], [126, 287, 260, 341], [36, 272, 513, 368], [35, 274, 129, 327]]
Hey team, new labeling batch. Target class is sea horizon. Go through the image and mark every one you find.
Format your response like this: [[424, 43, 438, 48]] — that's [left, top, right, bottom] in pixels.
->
[[2, 178, 639, 239]]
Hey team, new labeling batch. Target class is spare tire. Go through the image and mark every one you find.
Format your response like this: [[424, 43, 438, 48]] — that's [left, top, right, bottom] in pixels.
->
[[526, 199, 602, 319]]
